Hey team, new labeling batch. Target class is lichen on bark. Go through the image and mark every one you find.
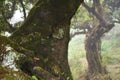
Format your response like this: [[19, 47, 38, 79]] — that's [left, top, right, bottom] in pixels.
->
[[1, 0, 84, 79]]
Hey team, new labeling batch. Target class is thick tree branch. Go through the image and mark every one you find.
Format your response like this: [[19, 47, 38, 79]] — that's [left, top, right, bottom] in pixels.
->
[[70, 31, 86, 38], [82, 2, 106, 24], [82, 1, 115, 36]]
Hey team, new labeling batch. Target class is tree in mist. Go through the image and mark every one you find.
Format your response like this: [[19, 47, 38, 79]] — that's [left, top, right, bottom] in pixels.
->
[[104, 0, 120, 23], [71, 0, 115, 79]]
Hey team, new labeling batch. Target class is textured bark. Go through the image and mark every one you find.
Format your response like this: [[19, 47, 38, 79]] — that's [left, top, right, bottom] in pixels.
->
[[85, 33, 103, 74], [0, 66, 33, 80], [9, 0, 83, 80], [83, 0, 114, 79], [85, 23, 114, 80]]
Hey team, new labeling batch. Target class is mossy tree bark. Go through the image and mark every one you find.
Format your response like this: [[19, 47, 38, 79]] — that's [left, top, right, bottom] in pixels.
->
[[0, 66, 32, 80], [9, 0, 83, 80]]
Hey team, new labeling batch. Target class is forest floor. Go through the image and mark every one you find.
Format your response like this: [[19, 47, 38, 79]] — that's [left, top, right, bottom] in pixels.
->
[[106, 46, 120, 80], [107, 64, 120, 80]]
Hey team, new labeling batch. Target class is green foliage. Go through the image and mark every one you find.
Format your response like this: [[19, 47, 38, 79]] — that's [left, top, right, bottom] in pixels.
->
[[32, 75, 38, 80], [0, 0, 5, 2], [68, 35, 86, 80], [0, 66, 33, 80], [113, 8, 120, 20], [101, 24, 120, 65], [104, 0, 120, 22], [69, 23, 120, 79], [71, 5, 92, 28]]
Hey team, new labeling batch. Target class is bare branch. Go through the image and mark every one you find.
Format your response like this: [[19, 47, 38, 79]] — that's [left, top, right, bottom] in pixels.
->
[[82, 2, 106, 24], [19, 0, 26, 19], [70, 31, 86, 38]]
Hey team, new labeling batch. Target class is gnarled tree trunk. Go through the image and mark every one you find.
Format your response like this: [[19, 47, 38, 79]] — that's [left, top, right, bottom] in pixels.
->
[[9, 0, 83, 80], [82, 0, 114, 79], [85, 23, 114, 80], [85, 35, 102, 74]]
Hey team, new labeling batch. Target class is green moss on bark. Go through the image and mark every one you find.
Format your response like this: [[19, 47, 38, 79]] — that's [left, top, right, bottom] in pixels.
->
[[8, 0, 84, 79], [0, 66, 33, 80]]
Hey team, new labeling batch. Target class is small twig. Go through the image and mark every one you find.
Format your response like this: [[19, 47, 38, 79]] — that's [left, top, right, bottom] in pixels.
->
[[19, 0, 26, 19]]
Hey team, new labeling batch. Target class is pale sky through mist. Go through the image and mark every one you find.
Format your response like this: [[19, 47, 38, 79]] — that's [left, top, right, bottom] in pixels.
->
[[9, 10, 24, 25]]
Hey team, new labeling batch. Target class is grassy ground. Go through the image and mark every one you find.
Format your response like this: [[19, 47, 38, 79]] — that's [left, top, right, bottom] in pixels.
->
[[68, 35, 87, 80], [102, 23, 120, 80], [68, 23, 120, 80]]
